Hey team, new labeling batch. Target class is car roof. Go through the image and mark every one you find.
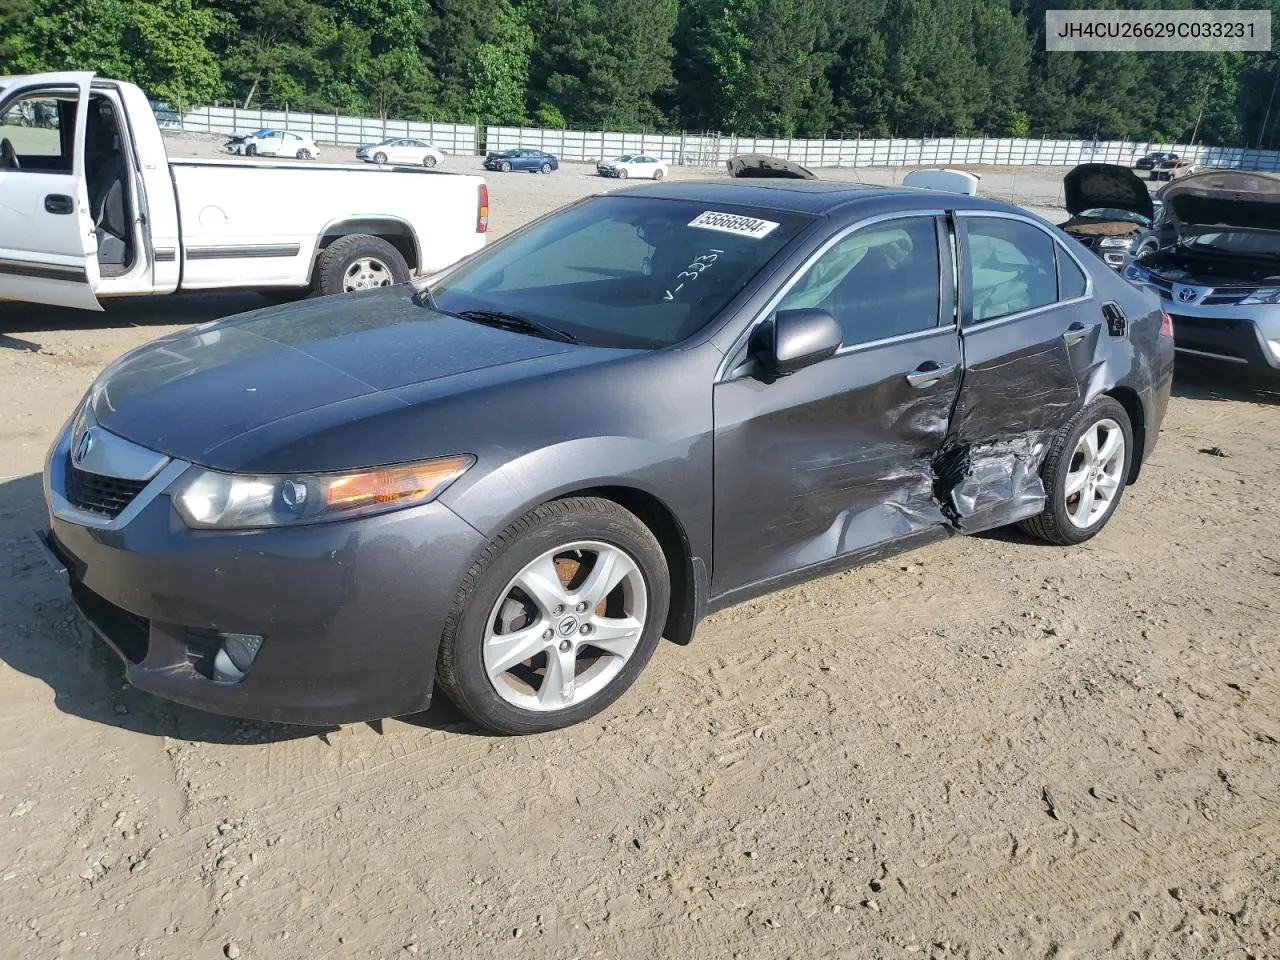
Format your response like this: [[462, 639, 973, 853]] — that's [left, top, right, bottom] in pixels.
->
[[615, 178, 1020, 218]]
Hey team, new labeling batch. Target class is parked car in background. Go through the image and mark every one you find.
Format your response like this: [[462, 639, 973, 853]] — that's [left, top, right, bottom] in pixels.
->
[[0, 72, 487, 310], [224, 128, 319, 159], [484, 148, 558, 173], [1058, 163, 1173, 269], [1136, 151, 1178, 170], [357, 138, 444, 167], [1149, 158, 1196, 182], [1124, 169, 1280, 377], [38, 172, 1173, 734], [596, 154, 668, 180]]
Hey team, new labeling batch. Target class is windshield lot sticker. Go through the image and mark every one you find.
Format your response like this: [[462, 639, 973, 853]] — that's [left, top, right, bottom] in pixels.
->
[[688, 211, 780, 238]]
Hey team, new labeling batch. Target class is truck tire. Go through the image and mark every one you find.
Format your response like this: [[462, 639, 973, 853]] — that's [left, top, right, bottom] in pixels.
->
[[314, 235, 410, 296]]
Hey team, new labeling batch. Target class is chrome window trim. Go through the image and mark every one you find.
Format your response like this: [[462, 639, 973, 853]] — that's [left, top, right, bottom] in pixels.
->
[[953, 208, 1095, 328], [716, 208, 949, 383]]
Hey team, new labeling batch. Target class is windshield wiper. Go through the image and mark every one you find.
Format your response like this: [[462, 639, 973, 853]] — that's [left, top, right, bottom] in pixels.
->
[[456, 309, 577, 343], [411, 282, 441, 312]]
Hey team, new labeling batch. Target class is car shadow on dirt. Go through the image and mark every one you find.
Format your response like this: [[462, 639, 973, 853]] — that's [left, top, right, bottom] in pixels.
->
[[1172, 357, 1280, 405], [0, 290, 306, 339], [0, 472, 484, 745]]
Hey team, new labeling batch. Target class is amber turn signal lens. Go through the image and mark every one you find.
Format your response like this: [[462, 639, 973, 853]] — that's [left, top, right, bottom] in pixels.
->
[[324, 457, 472, 510]]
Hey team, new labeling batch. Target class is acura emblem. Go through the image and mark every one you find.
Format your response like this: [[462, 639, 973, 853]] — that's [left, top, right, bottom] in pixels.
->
[[74, 428, 95, 465]]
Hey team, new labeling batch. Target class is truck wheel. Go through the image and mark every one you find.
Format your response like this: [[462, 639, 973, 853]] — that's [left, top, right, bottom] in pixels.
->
[[314, 235, 410, 296], [245, 143, 257, 157]]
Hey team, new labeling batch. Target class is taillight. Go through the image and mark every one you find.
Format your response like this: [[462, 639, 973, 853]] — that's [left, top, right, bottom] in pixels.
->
[[1159, 312, 1174, 337], [477, 184, 489, 234]]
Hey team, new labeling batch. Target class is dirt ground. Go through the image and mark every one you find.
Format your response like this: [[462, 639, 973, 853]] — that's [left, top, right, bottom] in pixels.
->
[[1, 149, 1278, 960]]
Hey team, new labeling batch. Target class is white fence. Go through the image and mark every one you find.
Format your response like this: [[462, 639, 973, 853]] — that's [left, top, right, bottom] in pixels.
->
[[485, 126, 1280, 173], [155, 105, 477, 155], [153, 102, 1280, 173]]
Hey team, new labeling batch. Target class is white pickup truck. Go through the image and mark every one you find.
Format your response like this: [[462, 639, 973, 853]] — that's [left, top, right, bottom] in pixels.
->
[[0, 72, 488, 311]]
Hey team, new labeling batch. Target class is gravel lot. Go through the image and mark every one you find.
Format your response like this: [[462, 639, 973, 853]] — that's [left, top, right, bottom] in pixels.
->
[[1, 137, 1277, 960]]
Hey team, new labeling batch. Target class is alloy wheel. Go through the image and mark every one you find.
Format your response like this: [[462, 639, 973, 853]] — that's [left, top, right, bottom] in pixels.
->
[[482, 541, 648, 712], [342, 256, 392, 292], [1064, 417, 1126, 528]]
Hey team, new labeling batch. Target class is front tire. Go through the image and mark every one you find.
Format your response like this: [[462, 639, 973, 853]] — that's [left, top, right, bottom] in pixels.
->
[[313, 234, 410, 296], [245, 143, 257, 157], [374, 151, 387, 165], [1020, 397, 1133, 545], [436, 497, 670, 735], [500, 160, 511, 172], [617, 168, 628, 180]]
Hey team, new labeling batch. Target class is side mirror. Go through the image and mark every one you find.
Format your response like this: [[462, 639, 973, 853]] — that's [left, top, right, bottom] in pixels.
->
[[749, 308, 842, 381]]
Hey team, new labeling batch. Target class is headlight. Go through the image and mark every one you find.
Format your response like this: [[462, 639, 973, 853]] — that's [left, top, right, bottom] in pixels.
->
[[170, 455, 473, 529], [1121, 262, 1149, 283], [1240, 287, 1280, 305], [1099, 236, 1133, 249]]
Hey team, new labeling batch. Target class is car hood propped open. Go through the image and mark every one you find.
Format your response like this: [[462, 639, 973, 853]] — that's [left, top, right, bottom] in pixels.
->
[[1063, 163, 1154, 220], [725, 155, 817, 180], [1159, 170, 1280, 237]]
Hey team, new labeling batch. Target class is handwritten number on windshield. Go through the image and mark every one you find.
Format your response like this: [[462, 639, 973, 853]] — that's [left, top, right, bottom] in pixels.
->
[[664, 249, 724, 301]]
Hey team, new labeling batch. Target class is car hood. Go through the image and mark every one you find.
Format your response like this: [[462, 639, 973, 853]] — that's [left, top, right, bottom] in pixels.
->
[[88, 288, 604, 471], [1063, 163, 1154, 219], [1159, 170, 1280, 237]]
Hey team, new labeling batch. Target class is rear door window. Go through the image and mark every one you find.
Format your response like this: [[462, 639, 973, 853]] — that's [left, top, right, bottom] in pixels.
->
[[964, 218, 1059, 323]]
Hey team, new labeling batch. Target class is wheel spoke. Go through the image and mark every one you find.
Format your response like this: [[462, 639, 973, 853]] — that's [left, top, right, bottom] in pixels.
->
[[1080, 425, 1100, 463], [1095, 472, 1121, 499], [538, 646, 578, 708], [575, 547, 636, 608], [586, 616, 644, 659], [1073, 484, 1094, 526], [485, 625, 548, 679], [1097, 428, 1124, 468], [514, 554, 570, 616], [1064, 467, 1089, 497]]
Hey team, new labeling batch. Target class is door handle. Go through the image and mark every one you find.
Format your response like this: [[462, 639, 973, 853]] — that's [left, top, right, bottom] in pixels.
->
[[1062, 322, 1097, 346], [44, 194, 74, 215], [905, 361, 957, 388]]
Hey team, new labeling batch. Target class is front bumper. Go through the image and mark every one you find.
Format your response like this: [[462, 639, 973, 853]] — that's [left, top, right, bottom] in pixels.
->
[[41, 423, 486, 725], [1136, 291, 1280, 374]]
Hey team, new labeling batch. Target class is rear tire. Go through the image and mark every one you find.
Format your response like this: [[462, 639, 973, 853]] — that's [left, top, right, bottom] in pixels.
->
[[653, 169, 664, 180], [1019, 397, 1134, 546], [436, 497, 670, 735], [540, 162, 552, 174], [297, 148, 312, 160], [313, 234, 410, 297], [423, 155, 437, 168]]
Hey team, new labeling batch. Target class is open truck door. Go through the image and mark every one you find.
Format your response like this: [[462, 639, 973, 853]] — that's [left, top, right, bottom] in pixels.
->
[[0, 71, 101, 311]]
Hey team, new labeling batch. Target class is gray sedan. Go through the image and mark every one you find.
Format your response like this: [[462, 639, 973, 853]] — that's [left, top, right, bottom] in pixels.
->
[[39, 179, 1174, 734]]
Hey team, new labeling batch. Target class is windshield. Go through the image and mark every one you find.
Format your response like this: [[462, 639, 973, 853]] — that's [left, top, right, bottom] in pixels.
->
[[1079, 207, 1151, 226], [613, 155, 634, 162], [249, 128, 272, 137], [431, 195, 813, 348], [1184, 231, 1280, 257]]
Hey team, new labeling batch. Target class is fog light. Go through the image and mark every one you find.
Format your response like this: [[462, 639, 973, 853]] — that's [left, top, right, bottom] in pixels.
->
[[212, 633, 263, 683]]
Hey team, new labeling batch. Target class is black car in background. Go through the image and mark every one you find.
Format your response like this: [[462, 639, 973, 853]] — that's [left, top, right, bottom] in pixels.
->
[[1136, 151, 1178, 170], [39, 176, 1174, 734], [1059, 164, 1174, 269]]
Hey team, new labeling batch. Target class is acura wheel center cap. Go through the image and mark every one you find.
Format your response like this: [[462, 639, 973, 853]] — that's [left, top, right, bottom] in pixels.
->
[[558, 616, 579, 637]]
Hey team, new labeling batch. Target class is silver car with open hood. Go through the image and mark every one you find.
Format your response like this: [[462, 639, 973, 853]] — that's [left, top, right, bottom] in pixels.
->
[[1124, 170, 1280, 376]]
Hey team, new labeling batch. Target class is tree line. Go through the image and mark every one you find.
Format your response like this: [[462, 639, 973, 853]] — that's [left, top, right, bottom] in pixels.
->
[[2, 0, 1279, 147]]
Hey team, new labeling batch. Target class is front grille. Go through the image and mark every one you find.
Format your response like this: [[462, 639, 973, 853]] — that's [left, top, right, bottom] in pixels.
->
[[65, 456, 149, 518], [70, 581, 150, 664]]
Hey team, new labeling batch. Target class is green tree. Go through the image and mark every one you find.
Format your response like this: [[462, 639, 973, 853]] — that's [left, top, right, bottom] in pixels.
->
[[126, 0, 222, 107]]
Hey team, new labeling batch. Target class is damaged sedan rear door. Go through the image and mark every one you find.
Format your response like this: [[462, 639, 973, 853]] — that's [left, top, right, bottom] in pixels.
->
[[712, 211, 962, 595], [939, 212, 1095, 531]]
